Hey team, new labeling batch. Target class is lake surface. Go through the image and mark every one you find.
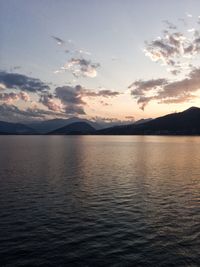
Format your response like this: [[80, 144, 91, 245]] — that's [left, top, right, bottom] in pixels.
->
[[0, 136, 200, 266]]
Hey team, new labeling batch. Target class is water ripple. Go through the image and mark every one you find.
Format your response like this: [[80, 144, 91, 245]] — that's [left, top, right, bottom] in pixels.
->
[[0, 136, 200, 266]]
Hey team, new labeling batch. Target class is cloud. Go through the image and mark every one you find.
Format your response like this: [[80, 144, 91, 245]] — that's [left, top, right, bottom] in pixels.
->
[[55, 58, 100, 78], [91, 116, 135, 127], [158, 67, 200, 97], [178, 18, 187, 26], [64, 104, 86, 115], [52, 36, 65, 46], [55, 85, 85, 105], [0, 104, 65, 122], [83, 89, 121, 98], [9, 66, 22, 72], [75, 49, 91, 56], [0, 93, 19, 104], [163, 20, 177, 30], [0, 67, 120, 118], [42, 85, 121, 115], [125, 116, 135, 120], [130, 67, 200, 109], [55, 85, 86, 115], [0, 91, 30, 104], [39, 94, 63, 112], [0, 71, 49, 92], [144, 18, 200, 75], [19, 92, 30, 101], [51, 35, 91, 56], [158, 94, 196, 104], [100, 100, 110, 106], [51, 34, 95, 78], [0, 83, 6, 90], [128, 78, 168, 95], [186, 13, 193, 18]]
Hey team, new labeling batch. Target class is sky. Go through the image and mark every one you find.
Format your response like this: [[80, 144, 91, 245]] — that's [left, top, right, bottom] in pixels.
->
[[1, 0, 200, 123]]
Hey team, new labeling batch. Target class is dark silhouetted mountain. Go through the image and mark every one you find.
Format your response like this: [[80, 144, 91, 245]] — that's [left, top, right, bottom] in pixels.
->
[[0, 121, 36, 135], [49, 122, 96, 135], [27, 117, 138, 133], [28, 117, 101, 133], [96, 107, 200, 135], [134, 118, 152, 125]]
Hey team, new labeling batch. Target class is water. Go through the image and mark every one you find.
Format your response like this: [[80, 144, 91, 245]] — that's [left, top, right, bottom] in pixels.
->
[[0, 136, 199, 267]]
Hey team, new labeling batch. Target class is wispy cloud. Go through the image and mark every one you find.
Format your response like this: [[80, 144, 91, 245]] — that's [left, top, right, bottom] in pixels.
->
[[51, 35, 97, 78], [51, 35, 91, 56], [163, 20, 177, 30], [83, 89, 121, 97], [51, 36, 65, 46]]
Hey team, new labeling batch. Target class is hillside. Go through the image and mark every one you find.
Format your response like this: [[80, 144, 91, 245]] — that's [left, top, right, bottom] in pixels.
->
[[49, 122, 96, 135], [96, 107, 200, 135], [28, 117, 100, 133], [0, 121, 36, 135]]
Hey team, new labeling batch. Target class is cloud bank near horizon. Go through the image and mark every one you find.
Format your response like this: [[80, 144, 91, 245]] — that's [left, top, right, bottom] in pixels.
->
[[0, 70, 121, 122]]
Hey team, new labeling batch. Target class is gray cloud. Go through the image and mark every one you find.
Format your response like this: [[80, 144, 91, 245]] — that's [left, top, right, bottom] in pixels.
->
[[52, 36, 65, 46], [158, 67, 200, 98], [125, 116, 135, 120], [130, 67, 200, 109], [55, 58, 100, 78], [0, 104, 65, 122], [40, 85, 121, 115], [55, 85, 86, 115], [10, 66, 22, 71], [55, 85, 85, 105], [91, 116, 135, 128], [83, 89, 121, 97], [51, 35, 91, 56], [64, 105, 86, 115], [158, 94, 196, 104], [144, 18, 200, 75], [163, 20, 177, 30], [129, 78, 168, 96], [39, 94, 63, 112], [0, 71, 49, 92], [100, 100, 110, 106]]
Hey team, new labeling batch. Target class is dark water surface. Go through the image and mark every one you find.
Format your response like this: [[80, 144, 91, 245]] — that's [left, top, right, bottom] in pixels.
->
[[0, 136, 200, 266]]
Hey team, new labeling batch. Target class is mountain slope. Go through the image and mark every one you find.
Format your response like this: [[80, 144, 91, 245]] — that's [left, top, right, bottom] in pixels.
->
[[49, 122, 96, 135], [0, 121, 36, 134], [96, 107, 200, 135], [28, 117, 101, 133]]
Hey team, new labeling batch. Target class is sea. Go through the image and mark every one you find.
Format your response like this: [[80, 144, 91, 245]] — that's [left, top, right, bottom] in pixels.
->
[[0, 136, 199, 266]]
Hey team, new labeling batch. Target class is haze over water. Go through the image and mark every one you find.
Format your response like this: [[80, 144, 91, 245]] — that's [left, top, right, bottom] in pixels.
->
[[0, 136, 200, 266]]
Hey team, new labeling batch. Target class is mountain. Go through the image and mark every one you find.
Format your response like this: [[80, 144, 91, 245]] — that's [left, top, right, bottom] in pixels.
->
[[49, 122, 96, 135], [28, 117, 101, 133], [96, 107, 200, 135], [0, 121, 36, 135], [27, 117, 137, 134], [1, 107, 200, 135], [134, 118, 152, 125]]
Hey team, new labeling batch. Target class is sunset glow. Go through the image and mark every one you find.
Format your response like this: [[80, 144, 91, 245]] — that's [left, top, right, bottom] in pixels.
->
[[1, 0, 200, 123]]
